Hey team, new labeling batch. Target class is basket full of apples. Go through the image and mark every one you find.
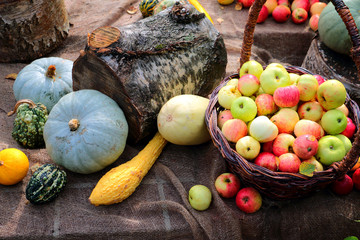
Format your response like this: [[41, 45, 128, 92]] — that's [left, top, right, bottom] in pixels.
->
[[205, 0, 360, 199]]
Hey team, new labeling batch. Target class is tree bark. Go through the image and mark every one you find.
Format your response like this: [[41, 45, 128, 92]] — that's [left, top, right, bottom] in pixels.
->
[[0, 0, 70, 63], [72, 4, 228, 143]]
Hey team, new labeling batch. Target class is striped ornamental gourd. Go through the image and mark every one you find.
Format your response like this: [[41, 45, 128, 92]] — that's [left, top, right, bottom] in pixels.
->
[[25, 164, 67, 204], [139, 0, 159, 17]]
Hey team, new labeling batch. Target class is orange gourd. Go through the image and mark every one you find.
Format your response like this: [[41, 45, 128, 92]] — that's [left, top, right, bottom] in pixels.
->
[[0, 148, 29, 185]]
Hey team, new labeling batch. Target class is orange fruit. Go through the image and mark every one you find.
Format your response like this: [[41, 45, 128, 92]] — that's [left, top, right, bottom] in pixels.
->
[[0, 148, 29, 185], [351, 157, 360, 171]]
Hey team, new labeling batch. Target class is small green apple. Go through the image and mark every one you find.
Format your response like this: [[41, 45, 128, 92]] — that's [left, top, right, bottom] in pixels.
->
[[320, 109, 347, 135], [317, 79, 347, 110], [239, 60, 263, 79], [188, 185, 212, 211], [302, 156, 324, 172], [296, 74, 318, 101], [316, 135, 346, 166], [218, 85, 242, 109], [289, 73, 300, 85], [335, 134, 352, 154], [226, 78, 239, 88], [260, 67, 291, 95], [236, 136, 261, 160], [231, 96, 257, 122], [266, 63, 287, 71]]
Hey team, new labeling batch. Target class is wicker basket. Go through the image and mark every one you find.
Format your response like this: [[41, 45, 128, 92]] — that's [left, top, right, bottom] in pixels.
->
[[205, 0, 360, 199]]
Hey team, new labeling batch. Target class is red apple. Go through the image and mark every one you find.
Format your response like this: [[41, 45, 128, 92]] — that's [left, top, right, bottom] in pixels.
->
[[309, 14, 320, 31], [262, 140, 274, 153], [314, 74, 325, 85], [240, 0, 255, 8], [291, 0, 310, 12], [272, 5, 291, 23], [257, 5, 269, 23], [310, 0, 319, 5], [292, 7, 308, 24], [297, 101, 324, 122], [277, 0, 290, 7], [235, 187, 262, 213], [331, 174, 353, 195], [293, 134, 318, 159], [214, 173, 241, 198], [272, 133, 295, 156], [238, 74, 260, 96], [270, 108, 299, 134], [352, 168, 360, 191], [254, 152, 278, 171], [255, 94, 278, 116], [341, 117, 356, 139], [222, 119, 248, 143], [217, 109, 233, 129], [294, 119, 325, 140], [273, 85, 300, 108], [278, 153, 301, 173]]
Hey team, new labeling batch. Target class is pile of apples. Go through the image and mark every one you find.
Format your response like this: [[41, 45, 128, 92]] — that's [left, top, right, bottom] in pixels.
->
[[218, 0, 327, 29], [217, 60, 357, 176]]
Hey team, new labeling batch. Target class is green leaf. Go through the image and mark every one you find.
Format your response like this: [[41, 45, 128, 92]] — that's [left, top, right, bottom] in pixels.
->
[[299, 162, 316, 177]]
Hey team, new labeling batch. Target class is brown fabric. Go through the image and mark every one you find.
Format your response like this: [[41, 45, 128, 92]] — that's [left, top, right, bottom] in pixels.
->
[[1, 0, 360, 239]]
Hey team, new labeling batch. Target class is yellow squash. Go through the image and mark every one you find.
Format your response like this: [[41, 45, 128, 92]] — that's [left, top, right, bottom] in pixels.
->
[[89, 132, 167, 206], [188, 0, 214, 24]]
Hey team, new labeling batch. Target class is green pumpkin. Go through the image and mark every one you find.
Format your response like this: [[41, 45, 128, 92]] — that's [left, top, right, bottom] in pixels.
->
[[8, 99, 48, 148], [318, 0, 360, 55], [139, 0, 159, 17], [43, 90, 129, 174], [26, 164, 67, 204], [13, 57, 73, 112]]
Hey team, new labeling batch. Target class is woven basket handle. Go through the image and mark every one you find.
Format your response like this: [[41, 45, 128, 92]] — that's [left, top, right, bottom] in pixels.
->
[[239, 0, 360, 81], [239, 0, 360, 176]]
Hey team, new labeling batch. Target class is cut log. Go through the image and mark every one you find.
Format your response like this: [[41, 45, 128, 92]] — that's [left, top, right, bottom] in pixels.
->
[[302, 36, 360, 104], [0, 0, 70, 63], [72, 3, 228, 143]]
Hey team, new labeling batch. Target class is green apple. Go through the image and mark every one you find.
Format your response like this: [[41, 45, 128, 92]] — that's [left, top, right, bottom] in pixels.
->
[[239, 60, 263, 79], [260, 67, 291, 95], [296, 74, 318, 101], [317, 79, 347, 110], [289, 73, 300, 85], [238, 74, 260, 96], [188, 185, 212, 211], [226, 78, 239, 88], [249, 116, 278, 143], [231, 96, 257, 122], [266, 62, 287, 71], [218, 85, 242, 109], [316, 135, 346, 166], [335, 134, 352, 154], [236, 136, 261, 160], [320, 109, 347, 135]]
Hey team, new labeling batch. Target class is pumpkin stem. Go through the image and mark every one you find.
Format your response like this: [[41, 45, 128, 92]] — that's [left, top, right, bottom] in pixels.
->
[[0, 161, 3, 166], [7, 99, 37, 116], [46, 65, 56, 80], [68, 119, 80, 131]]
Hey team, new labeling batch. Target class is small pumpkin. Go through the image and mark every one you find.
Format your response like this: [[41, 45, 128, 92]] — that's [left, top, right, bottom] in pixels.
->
[[13, 57, 73, 112], [0, 148, 29, 185], [25, 164, 67, 204], [139, 0, 159, 17], [318, 0, 360, 55], [43, 89, 129, 174], [8, 99, 48, 148]]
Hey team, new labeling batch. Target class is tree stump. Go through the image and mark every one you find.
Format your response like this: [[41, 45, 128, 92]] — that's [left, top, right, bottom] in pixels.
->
[[72, 3, 228, 143], [0, 0, 70, 63], [302, 36, 360, 104]]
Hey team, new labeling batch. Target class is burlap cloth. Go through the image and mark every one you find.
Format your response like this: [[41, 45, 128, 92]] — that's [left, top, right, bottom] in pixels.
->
[[1, 0, 360, 239]]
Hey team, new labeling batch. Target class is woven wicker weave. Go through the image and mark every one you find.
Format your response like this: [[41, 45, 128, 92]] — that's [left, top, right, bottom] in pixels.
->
[[205, 0, 360, 199]]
